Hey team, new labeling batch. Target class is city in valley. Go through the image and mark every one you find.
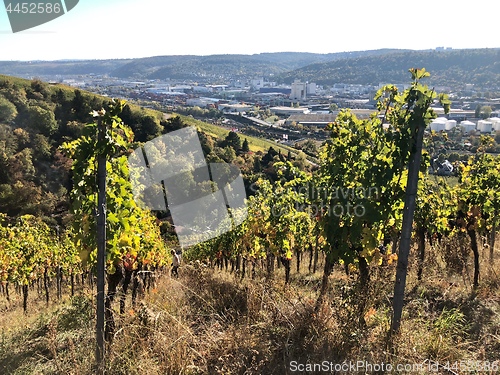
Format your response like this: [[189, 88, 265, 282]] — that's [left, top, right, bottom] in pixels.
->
[[17, 51, 499, 176]]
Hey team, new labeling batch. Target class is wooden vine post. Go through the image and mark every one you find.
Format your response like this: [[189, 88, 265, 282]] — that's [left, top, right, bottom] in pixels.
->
[[96, 115, 106, 374]]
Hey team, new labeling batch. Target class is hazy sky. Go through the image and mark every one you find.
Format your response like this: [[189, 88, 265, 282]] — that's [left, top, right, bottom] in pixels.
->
[[1, 0, 499, 61]]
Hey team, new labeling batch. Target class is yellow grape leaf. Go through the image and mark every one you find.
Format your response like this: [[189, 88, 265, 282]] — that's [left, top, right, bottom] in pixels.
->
[[387, 253, 398, 265]]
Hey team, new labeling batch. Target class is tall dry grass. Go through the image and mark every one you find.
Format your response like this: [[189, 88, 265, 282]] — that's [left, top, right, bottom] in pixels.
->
[[0, 237, 499, 374]]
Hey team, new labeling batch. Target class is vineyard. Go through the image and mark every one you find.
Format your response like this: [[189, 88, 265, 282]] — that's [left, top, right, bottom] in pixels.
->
[[0, 70, 499, 374]]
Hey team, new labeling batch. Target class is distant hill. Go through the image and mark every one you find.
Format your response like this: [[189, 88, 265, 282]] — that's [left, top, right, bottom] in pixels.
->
[[0, 50, 408, 80], [0, 59, 132, 77], [111, 50, 409, 80], [277, 49, 500, 89], [1, 49, 498, 90]]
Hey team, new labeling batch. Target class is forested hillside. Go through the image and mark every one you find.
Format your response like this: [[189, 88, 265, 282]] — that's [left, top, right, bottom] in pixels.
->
[[0, 75, 304, 225], [2, 49, 499, 90], [0, 59, 132, 77], [278, 48, 500, 88], [0, 75, 165, 224], [0, 50, 407, 80], [112, 50, 408, 80]]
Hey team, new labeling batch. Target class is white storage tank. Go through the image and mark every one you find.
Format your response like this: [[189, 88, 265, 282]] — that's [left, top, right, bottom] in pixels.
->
[[460, 120, 476, 133], [477, 120, 493, 133], [430, 117, 447, 131], [489, 117, 500, 131], [445, 119, 457, 130]]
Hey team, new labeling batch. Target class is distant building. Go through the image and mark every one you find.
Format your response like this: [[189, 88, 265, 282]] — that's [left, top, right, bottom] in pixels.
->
[[270, 106, 310, 115], [186, 97, 220, 107], [306, 82, 317, 96], [429, 117, 448, 132], [290, 80, 307, 100], [285, 113, 337, 127], [251, 78, 264, 90], [445, 119, 457, 131], [218, 103, 253, 113], [260, 87, 291, 95], [192, 85, 211, 93], [286, 109, 375, 127], [490, 117, 500, 131]]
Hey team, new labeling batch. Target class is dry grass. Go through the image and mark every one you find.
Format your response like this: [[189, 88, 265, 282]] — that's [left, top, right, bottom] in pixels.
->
[[0, 240, 499, 374]]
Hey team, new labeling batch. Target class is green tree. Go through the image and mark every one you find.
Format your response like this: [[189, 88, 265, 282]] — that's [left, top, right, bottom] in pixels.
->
[[0, 95, 17, 123], [221, 131, 241, 152], [28, 105, 58, 136], [242, 138, 250, 153], [300, 139, 318, 156], [135, 114, 162, 142], [475, 104, 481, 118], [29, 79, 50, 99], [221, 145, 236, 163], [32, 133, 52, 160], [72, 89, 92, 121], [329, 103, 338, 113], [479, 105, 492, 119], [162, 115, 185, 133]]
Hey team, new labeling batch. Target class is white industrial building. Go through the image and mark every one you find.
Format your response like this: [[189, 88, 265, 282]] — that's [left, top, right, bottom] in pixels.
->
[[270, 106, 310, 115], [186, 97, 220, 107], [192, 85, 212, 93], [289, 81, 317, 100], [290, 80, 307, 100], [306, 82, 317, 96], [251, 78, 264, 90]]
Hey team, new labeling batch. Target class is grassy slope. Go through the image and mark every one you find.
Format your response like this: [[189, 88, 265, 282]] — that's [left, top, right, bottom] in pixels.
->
[[176, 113, 302, 155], [1, 243, 499, 374]]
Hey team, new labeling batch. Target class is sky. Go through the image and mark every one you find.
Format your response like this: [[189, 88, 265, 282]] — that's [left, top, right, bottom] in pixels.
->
[[0, 0, 499, 61]]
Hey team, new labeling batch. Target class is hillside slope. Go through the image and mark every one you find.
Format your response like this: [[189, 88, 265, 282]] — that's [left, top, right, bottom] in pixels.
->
[[277, 49, 500, 88], [110, 50, 409, 80], [0, 75, 303, 223], [0, 50, 407, 80]]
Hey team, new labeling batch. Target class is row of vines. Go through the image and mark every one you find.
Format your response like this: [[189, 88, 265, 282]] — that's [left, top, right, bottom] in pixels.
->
[[187, 69, 500, 318], [0, 215, 80, 311], [0, 101, 170, 323]]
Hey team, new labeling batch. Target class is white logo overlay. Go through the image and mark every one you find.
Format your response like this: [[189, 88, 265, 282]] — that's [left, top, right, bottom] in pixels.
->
[[128, 126, 247, 248]]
